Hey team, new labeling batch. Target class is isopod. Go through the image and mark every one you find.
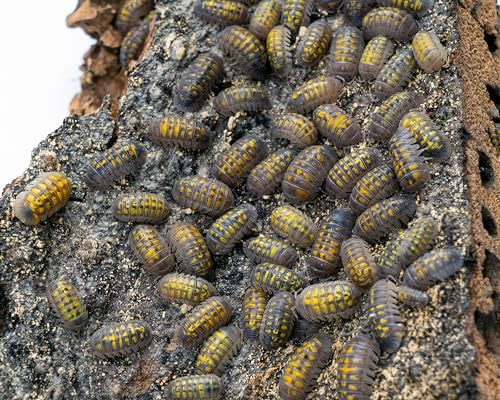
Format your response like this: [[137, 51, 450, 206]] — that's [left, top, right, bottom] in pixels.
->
[[148, 116, 211, 150], [359, 35, 395, 81], [282, 0, 313, 33], [111, 192, 170, 224], [119, 13, 153, 67], [259, 291, 296, 349], [312, 104, 363, 147], [46, 278, 88, 331], [270, 205, 318, 248], [266, 25, 293, 77], [115, 0, 154, 33], [341, 236, 379, 288], [167, 374, 225, 400], [373, 49, 417, 99], [362, 7, 418, 42], [287, 77, 343, 115], [412, 30, 446, 72], [378, 0, 434, 17], [242, 287, 270, 343], [345, 0, 373, 27], [194, 0, 250, 27], [249, 0, 281, 40], [271, 113, 318, 148], [213, 84, 272, 117], [327, 25, 365, 81], [251, 262, 305, 294], [397, 285, 429, 307], [296, 20, 332, 68], [243, 236, 299, 267], [157, 272, 218, 305]]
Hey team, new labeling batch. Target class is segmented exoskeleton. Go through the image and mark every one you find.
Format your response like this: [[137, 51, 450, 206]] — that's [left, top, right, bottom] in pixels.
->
[[270, 205, 318, 248], [359, 35, 395, 81], [194, 0, 250, 27], [46, 278, 88, 331], [243, 236, 299, 267], [412, 30, 446, 73], [249, 0, 281, 40], [213, 84, 272, 117], [272, 113, 318, 148], [148, 116, 211, 150], [242, 288, 270, 343], [296, 20, 332, 68], [287, 77, 343, 115], [312, 104, 363, 147], [266, 25, 293, 77], [259, 291, 296, 349], [156, 272, 218, 305], [362, 7, 418, 42], [251, 262, 305, 294], [373, 49, 417, 99], [327, 25, 365, 80], [111, 192, 170, 224], [167, 374, 225, 400], [341, 236, 379, 288]]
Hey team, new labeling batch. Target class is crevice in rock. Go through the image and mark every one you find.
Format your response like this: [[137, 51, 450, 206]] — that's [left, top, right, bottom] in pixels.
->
[[481, 206, 498, 236], [478, 150, 495, 187]]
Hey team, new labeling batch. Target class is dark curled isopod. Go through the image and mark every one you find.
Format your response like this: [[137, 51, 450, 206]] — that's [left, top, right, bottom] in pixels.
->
[[412, 30, 446, 73], [115, 0, 154, 33], [362, 7, 418, 42], [171, 175, 234, 217], [282, 0, 313, 33], [373, 49, 417, 100], [317, 0, 343, 13], [296, 20, 332, 68], [148, 116, 211, 150], [128, 225, 175, 276], [336, 332, 380, 400], [247, 148, 297, 197], [271, 205, 318, 248], [359, 35, 395, 81], [367, 279, 404, 354], [89, 320, 153, 358], [312, 104, 363, 148], [282, 144, 337, 205], [279, 334, 333, 400], [348, 163, 400, 215], [251, 262, 305, 294], [243, 288, 270, 343], [119, 14, 153, 68], [267, 25, 293, 77], [219, 26, 268, 80], [167, 374, 225, 400], [272, 113, 318, 149], [389, 126, 430, 192], [111, 192, 170, 224], [341, 236, 379, 289], [287, 77, 343, 115], [174, 52, 224, 112], [353, 193, 416, 244], [166, 222, 214, 277], [46, 278, 88, 331], [249, 0, 281, 40], [327, 25, 365, 81], [325, 147, 383, 199], [195, 325, 242, 376], [194, 0, 250, 27], [243, 236, 299, 267], [213, 84, 272, 117], [206, 203, 258, 255], [296, 281, 360, 322], [173, 296, 233, 348], [378, 0, 434, 17], [397, 285, 429, 308], [345, 0, 373, 27], [210, 134, 269, 188], [308, 208, 356, 279], [291, 317, 321, 340], [402, 248, 464, 290], [369, 90, 424, 141], [259, 291, 296, 349], [156, 272, 218, 305]]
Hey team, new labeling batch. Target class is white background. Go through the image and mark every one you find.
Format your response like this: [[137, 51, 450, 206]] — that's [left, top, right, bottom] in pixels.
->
[[0, 2, 94, 189]]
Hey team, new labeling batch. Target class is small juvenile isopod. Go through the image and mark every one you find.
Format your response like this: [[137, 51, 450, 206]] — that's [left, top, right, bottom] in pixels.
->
[[251, 263, 305, 294], [296, 20, 332, 68], [362, 7, 418, 42], [266, 25, 293, 77], [46, 278, 88, 331], [312, 104, 363, 147], [173, 296, 233, 348], [282, 145, 337, 205], [316, 0, 343, 13], [167, 374, 225, 400], [129, 225, 175, 276], [345, 0, 373, 27], [157, 272, 218, 306], [397, 285, 429, 308], [206, 203, 258, 255], [325, 147, 383, 199], [249, 0, 281, 40], [242, 288, 270, 343], [272, 113, 318, 149], [171, 176, 234, 217], [111, 192, 170, 224], [270, 205, 318, 248], [119, 13, 153, 67], [194, 0, 250, 27], [359, 35, 395, 81], [89, 320, 153, 358], [373, 49, 417, 99], [213, 84, 272, 117], [282, 0, 313, 33], [148, 116, 211, 150], [287, 77, 343, 115], [341, 236, 379, 288], [378, 0, 434, 17], [115, 0, 154, 33], [259, 291, 296, 349], [412, 30, 446, 73], [14, 172, 72, 226], [327, 25, 365, 81], [243, 236, 299, 267]]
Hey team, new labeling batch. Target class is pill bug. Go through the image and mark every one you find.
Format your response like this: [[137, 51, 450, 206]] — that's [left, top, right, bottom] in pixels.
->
[[259, 291, 296, 349], [369, 91, 424, 141], [173, 296, 233, 348], [14, 172, 72, 226], [211, 135, 269, 188], [148, 116, 211, 150], [251, 262, 305, 294], [249, 0, 281, 40], [279, 333, 333, 400], [194, 0, 250, 27], [243, 236, 299, 267], [119, 14, 152, 68], [389, 126, 430, 192], [242, 288, 270, 343], [213, 84, 272, 117], [272, 113, 318, 149], [345, 0, 373, 27], [362, 7, 418, 42], [167, 374, 225, 400], [296, 20, 332, 68], [359, 36, 395, 81], [247, 148, 297, 197], [316, 0, 343, 13], [85, 140, 147, 190], [206, 203, 258, 255], [376, 231, 405, 279], [174, 52, 224, 112], [157, 272, 218, 306], [128, 225, 176, 276], [282, 145, 337, 205], [325, 147, 383, 199], [166, 222, 214, 277], [402, 248, 464, 290], [367, 278, 404, 354], [353, 193, 417, 244], [336, 332, 380, 400], [295, 280, 360, 322], [397, 285, 429, 307], [219, 26, 268, 80], [171, 176, 234, 217], [115, 0, 154, 33], [111, 192, 171, 224], [312, 104, 363, 148], [291, 316, 321, 340], [89, 320, 153, 358], [373, 49, 417, 100], [308, 208, 356, 279], [266, 25, 293, 77], [348, 164, 400, 215], [400, 111, 451, 162], [378, 0, 434, 17], [327, 25, 365, 81], [287, 77, 343, 115], [341, 236, 379, 289], [270, 205, 318, 248], [46, 278, 88, 331], [282, 0, 313, 33], [195, 325, 242, 376]]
